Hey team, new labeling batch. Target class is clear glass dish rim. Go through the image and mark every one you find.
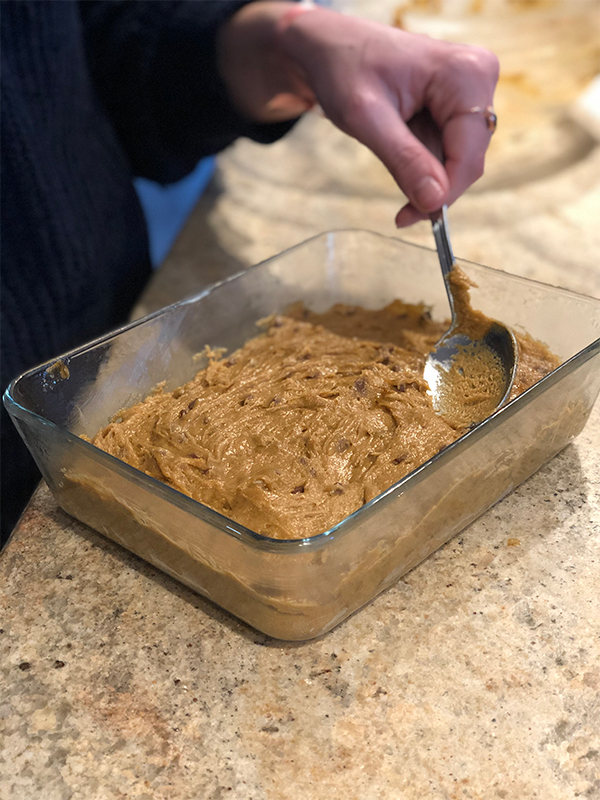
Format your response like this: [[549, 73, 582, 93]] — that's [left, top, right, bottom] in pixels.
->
[[4, 229, 600, 554]]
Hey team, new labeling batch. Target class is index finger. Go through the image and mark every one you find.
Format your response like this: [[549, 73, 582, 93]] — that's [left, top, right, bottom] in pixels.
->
[[441, 112, 494, 207]]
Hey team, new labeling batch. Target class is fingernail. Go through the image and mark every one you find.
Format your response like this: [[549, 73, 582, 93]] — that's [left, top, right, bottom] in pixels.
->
[[415, 176, 444, 211]]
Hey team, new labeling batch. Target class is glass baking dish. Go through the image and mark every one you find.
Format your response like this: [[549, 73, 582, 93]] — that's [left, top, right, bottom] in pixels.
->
[[5, 231, 600, 640]]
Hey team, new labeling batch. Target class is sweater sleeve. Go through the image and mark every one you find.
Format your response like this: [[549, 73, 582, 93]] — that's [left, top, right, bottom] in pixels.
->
[[79, 0, 299, 184]]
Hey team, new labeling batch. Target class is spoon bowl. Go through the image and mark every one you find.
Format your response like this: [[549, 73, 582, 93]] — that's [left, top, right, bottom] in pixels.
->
[[425, 206, 518, 428]]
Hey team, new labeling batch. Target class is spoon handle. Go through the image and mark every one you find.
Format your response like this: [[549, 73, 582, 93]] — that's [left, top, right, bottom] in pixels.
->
[[430, 206, 456, 313], [407, 109, 457, 314]]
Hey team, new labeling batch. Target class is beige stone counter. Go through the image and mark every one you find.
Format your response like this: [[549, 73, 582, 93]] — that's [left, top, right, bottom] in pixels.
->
[[2, 97, 600, 799]]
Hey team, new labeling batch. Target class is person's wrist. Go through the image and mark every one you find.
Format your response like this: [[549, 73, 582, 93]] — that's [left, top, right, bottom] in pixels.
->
[[274, 3, 351, 76], [275, 1, 317, 37], [218, 1, 318, 123]]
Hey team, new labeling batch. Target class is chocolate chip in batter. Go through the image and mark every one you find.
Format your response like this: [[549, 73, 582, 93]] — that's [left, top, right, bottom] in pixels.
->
[[354, 378, 367, 396]]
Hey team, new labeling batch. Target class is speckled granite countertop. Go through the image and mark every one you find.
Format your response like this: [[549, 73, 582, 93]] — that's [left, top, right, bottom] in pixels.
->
[[2, 102, 600, 799]]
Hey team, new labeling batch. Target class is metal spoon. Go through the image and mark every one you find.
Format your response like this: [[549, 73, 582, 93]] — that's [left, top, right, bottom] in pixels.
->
[[423, 206, 518, 427], [407, 108, 518, 427]]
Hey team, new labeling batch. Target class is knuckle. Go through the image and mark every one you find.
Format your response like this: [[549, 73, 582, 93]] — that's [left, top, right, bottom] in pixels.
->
[[486, 50, 501, 82], [447, 44, 499, 85], [341, 87, 379, 129], [476, 47, 500, 83]]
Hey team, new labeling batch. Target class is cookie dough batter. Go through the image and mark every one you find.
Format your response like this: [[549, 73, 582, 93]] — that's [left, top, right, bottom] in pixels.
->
[[92, 280, 559, 540]]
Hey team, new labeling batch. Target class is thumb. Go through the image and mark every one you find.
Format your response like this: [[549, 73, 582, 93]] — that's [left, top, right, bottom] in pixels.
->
[[343, 97, 449, 213]]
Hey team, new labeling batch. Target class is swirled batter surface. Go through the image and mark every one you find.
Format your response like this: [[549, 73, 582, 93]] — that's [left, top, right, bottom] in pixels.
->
[[93, 292, 559, 539]]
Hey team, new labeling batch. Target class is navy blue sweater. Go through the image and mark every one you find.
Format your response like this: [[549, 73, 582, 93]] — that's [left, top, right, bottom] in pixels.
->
[[1, 0, 296, 541]]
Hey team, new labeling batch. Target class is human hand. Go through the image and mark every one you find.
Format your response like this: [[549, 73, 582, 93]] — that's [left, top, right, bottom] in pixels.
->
[[219, 2, 499, 227]]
